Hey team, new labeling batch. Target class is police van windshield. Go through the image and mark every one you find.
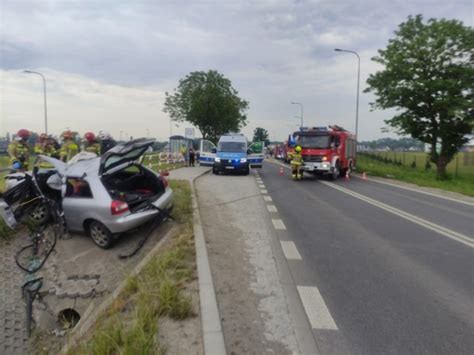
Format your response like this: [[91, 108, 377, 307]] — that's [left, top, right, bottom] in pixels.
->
[[218, 142, 247, 153], [298, 135, 330, 149]]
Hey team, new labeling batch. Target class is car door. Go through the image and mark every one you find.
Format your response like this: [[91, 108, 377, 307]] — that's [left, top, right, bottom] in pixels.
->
[[199, 139, 216, 166], [248, 141, 265, 168]]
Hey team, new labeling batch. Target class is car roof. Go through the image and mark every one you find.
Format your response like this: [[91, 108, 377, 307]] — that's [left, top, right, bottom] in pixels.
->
[[66, 157, 101, 177]]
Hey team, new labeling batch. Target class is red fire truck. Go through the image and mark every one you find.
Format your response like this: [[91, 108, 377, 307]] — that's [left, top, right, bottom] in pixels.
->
[[293, 125, 357, 180]]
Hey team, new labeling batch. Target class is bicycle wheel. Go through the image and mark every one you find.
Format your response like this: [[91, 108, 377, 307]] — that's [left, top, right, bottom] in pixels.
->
[[16, 227, 56, 273]]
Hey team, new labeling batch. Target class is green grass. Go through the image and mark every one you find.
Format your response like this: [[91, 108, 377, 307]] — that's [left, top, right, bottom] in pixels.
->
[[69, 180, 195, 354], [357, 154, 474, 197], [364, 151, 474, 179]]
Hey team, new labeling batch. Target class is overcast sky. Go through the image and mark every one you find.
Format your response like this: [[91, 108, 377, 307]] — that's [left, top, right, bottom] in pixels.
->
[[0, 0, 472, 141]]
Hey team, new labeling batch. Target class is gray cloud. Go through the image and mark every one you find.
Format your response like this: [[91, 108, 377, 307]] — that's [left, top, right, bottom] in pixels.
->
[[1, 0, 472, 140]]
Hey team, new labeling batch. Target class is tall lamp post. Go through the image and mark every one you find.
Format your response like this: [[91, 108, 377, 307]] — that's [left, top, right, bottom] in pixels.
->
[[24, 70, 48, 134], [334, 48, 360, 139], [290, 102, 304, 130]]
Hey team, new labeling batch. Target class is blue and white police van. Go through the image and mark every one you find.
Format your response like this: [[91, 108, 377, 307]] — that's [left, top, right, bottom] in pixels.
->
[[199, 133, 264, 175]]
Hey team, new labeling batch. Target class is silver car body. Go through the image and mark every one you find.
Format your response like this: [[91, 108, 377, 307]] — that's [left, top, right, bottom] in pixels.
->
[[39, 138, 173, 234]]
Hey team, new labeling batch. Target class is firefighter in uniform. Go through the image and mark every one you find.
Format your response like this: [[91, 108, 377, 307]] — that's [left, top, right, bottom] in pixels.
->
[[83, 132, 101, 155], [34, 133, 57, 169], [60, 130, 79, 162], [8, 129, 31, 171], [289, 145, 303, 180]]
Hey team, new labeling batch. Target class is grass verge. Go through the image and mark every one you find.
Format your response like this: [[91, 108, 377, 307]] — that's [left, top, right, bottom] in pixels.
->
[[68, 179, 196, 354], [357, 154, 474, 197]]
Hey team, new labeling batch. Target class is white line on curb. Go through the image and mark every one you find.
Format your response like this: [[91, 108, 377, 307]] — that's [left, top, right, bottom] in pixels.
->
[[266, 204, 278, 213], [263, 196, 273, 202], [259, 184, 266, 189], [280, 241, 302, 260], [297, 286, 338, 330], [261, 189, 268, 194], [320, 181, 474, 248], [272, 219, 286, 230]]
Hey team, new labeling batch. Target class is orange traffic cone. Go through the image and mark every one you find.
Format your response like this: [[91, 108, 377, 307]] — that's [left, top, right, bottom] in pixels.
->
[[362, 172, 367, 180], [279, 167, 284, 176]]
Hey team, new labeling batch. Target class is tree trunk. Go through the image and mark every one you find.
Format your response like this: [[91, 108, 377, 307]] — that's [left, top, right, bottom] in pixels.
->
[[436, 155, 448, 180]]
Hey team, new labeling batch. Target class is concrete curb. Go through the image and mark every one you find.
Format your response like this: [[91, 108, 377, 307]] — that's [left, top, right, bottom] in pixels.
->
[[189, 170, 227, 355], [60, 225, 177, 354]]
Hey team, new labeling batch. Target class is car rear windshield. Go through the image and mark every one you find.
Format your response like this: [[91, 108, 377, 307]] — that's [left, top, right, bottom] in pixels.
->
[[298, 135, 330, 149], [218, 142, 247, 153]]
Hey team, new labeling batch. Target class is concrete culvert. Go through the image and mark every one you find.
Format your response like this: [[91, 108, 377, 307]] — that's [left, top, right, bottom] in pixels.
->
[[57, 308, 80, 329]]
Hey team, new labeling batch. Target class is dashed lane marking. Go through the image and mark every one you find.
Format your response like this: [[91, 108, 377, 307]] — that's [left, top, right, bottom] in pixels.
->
[[263, 196, 273, 202], [297, 286, 338, 330], [272, 219, 286, 230], [267, 204, 278, 213], [261, 189, 268, 194], [280, 241, 302, 260]]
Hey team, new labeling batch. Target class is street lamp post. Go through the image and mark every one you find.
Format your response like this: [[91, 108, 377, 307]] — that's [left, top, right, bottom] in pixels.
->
[[24, 70, 48, 134], [334, 48, 360, 139], [290, 102, 304, 130]]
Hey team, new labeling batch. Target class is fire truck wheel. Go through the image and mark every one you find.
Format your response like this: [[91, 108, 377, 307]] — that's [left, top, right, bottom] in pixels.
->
[[330, 162, 340, 181]]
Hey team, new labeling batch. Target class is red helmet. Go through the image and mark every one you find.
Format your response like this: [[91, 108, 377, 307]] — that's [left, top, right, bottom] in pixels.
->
[[17, 129, 31, 139], [84, 132, 95, 142], [62, 130, 73, 139]]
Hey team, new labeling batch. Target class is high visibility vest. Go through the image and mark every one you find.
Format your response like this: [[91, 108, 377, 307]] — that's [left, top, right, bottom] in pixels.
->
[[8, 142, 30, 169], [84, 142, 101, 155], [60, 140, 79, 162], [34, 143, 57, 168], [290, 152, 303, 165]]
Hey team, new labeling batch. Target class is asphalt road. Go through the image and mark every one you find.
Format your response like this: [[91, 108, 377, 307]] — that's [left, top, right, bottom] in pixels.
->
[[258, 161, 474, 355]]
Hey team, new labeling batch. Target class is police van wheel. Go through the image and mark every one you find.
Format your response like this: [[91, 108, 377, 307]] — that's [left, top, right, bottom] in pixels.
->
[[212, 167, 218, 175]]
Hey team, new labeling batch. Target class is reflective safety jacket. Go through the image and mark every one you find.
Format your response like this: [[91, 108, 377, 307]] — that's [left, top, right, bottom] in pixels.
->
[[34, 143, 57, 168], [8, 141, 30, 170], [83, 142, 101, 155], [60, 140, 79, 162], [289, 151, 303, 166]]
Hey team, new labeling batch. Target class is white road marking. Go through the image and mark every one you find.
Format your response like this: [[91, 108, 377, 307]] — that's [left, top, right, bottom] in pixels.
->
[[297, 286, 338, 330], [261, 189, 268, 194], [259, 184, 266, 189], [320, 181, 474, 248], [272, 219, 286, 230], [263, 196, 273, 202], [355, 175, 474, 207], [280, 241, 302, 260], [267, 204, 278, 213]]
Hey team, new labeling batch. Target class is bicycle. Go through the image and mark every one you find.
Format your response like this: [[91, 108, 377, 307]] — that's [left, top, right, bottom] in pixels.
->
[[1, 162, 64, 337]]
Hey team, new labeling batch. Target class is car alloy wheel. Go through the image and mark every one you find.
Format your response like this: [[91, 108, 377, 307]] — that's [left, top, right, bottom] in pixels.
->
[[29, 204, 49, 224], [89, 221, 113, 249]]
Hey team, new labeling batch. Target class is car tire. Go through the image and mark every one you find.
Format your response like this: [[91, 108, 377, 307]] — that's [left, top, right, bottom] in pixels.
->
[[244, 167, 250, 175], [212, 167, 218, 175], [29, 204, 50, 225], [88, 221, 114, 249]]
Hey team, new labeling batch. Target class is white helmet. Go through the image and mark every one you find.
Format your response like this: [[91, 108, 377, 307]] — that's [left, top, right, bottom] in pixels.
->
[[98, 130, 112, 140]]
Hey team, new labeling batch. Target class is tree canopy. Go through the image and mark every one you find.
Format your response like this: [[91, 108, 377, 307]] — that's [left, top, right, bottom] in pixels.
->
[[252, 127, 270, 146], [365, 15, 474, 178], [163, 70, 249, 143]]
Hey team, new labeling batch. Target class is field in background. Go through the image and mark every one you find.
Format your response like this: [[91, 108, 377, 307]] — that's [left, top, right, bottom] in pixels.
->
[[362, 151, 474, 179], [357, 153, 474, 197]]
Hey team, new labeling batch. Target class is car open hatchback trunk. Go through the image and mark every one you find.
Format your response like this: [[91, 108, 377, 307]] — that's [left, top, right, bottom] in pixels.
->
[[102, 165, 166, 212]]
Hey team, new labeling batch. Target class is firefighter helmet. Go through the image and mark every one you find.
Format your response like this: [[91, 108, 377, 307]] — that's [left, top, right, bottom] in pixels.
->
[[17, 129, 31, 139], [84, 132, 95, 142], [62, 130, 73, 139], [295, 145, 302, 153]]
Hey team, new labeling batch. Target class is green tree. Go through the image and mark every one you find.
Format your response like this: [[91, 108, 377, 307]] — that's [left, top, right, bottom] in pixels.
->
[[163, 70, 249, 143], [365, 15, 474, 179], [252, 127, 270, 146]]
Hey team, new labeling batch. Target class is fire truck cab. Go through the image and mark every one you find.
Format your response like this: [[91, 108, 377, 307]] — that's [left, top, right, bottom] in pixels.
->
[[296, 125, 357, 180]]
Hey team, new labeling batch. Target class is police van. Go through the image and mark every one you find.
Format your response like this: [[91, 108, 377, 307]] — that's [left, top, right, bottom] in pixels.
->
[[199, 133, 264, 175]]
